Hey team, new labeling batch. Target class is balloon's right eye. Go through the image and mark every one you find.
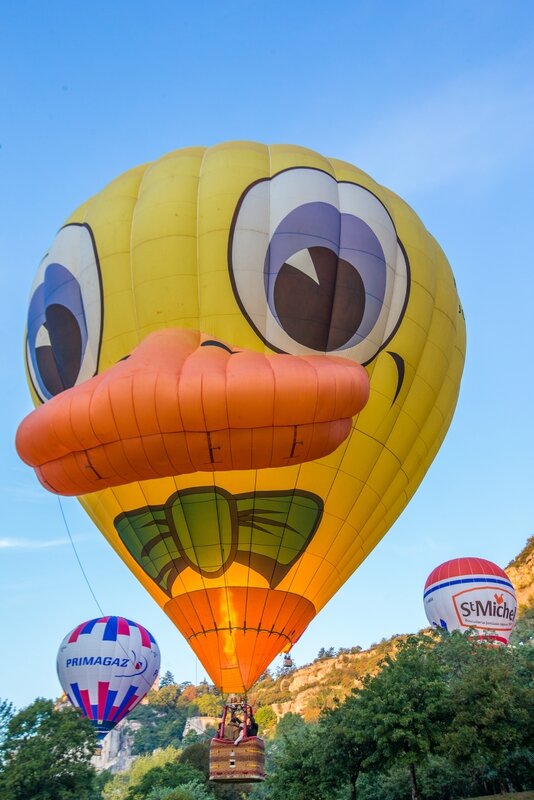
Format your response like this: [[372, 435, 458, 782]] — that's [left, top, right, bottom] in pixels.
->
[[26, 224, 103, 402], [229, 168, 410, 365]]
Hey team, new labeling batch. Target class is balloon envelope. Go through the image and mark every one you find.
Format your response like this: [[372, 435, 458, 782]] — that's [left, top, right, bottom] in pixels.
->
[[18, 142, 466, 693], [57, 616, 160, 738], [423, 558, 517, 645]]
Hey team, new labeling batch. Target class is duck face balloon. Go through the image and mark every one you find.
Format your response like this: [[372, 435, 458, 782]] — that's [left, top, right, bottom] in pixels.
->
[[17, 143, 466, 693]]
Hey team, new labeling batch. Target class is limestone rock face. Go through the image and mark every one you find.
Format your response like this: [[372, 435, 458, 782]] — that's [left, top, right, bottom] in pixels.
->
[[506, 536, 534, 610], [182, 715, 220, 737], [92, 720, 140, 773]]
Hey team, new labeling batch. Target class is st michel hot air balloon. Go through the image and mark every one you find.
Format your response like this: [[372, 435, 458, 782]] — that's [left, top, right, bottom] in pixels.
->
[[424, 557, 517, 645], [57, 616, 160, 742], [16, 141, 466, 697]]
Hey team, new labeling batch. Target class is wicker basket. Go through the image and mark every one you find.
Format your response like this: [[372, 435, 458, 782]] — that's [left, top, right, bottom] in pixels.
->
[[209, 736, 266, 782]]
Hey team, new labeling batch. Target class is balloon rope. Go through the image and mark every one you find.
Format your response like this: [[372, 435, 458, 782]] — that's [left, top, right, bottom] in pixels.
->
[[57, 497, 157, 695], [58, 496, 105, 616]]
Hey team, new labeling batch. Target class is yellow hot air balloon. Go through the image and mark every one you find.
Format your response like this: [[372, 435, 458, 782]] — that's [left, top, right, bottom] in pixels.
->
[[16, 142, 466, 695]]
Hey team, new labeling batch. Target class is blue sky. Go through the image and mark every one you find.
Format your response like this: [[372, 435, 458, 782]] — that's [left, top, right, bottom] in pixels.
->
[[1, 1, 534, 709]]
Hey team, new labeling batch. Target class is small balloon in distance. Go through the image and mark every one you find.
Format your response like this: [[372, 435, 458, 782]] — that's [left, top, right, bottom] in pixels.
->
[[423, 557, 517, 645], [57, 616, 160, 739]]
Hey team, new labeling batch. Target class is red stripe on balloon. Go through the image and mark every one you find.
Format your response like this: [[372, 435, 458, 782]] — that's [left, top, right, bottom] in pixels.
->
[[425, 557, 508, 588], [98, 682, 109, 721], [68, 621, 87, 643], [117, 617, 130, 636], [136, 624, 151, 648], [479, 634, 508, 646], [79, 688, 93, 719], [114, 694, 140, 723]]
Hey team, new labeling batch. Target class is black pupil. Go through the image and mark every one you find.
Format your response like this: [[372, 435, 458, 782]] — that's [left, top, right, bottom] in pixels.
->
[[35, 304, 82, 395], [273, 246, 365, 351]]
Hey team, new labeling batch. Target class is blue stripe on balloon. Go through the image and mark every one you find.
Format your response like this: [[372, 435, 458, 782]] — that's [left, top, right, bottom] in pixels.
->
[[103, 689, 118, 721], [70, 682, 84, 709], [111, 684, 137, 721], [103, 617, 118, 641], [424, 576, 513, 599], [126, 617, 156, 643], [80, 618, 100, 635]]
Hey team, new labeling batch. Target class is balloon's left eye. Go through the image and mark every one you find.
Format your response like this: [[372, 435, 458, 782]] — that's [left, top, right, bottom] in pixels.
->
[[26, 224, 103, 402]]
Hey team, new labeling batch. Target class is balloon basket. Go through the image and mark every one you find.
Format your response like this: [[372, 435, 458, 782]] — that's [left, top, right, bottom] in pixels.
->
[[209, 736, 266, 782]]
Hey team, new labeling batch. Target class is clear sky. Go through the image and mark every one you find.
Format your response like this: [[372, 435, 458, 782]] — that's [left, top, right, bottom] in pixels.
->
[[1, 1, 533, 709]]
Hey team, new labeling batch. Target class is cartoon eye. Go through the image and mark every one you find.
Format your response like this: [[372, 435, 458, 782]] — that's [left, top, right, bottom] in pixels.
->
[[26, 223, 103, 402], [229, 168, 409, 364]]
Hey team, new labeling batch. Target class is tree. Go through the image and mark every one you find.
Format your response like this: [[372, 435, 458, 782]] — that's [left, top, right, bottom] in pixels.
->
[[103, 747, 182, 800], [179, 741, 211, 778], [275, 712, 306, 739], [254, 705, 277, 737], [126, 760, 205, 800], [180, 685, 199, 704], [160, 671, 178, 688], [318, 697, 374, 800], [510, 604, 534, 645], [0, 698, 14, 748], [196, 692, 223, 718], [245, 630, 534, 800], [0, 698, 96, 800], [267, 722, 324, 800], [440, 636, 534, 792], [157, 683, 183, 708], [145, 781, 214, 800], [128, 703, 188, 754], [356, 633, 449, 800]]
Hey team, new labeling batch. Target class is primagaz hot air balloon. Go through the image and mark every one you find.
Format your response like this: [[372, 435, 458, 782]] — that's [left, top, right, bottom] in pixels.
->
[[57, 616, 160, 743], [17, 142, 466, 698], [424, 558, 517, 645]]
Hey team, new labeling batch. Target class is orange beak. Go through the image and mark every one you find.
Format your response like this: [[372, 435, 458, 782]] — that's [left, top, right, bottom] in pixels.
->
[[16, 328, 370, 495]]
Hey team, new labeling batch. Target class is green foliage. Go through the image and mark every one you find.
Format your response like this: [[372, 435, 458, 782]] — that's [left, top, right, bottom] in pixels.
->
[[254, 705, 277, 735], [0, 698, 96, 800], [160, 671, 178, 688], [357, 632, 449, 799], [254, 630, 534, 800], [316, 646, 336, 660], [318, 697, 374, 800], [182, 730, 202, 746], [129, 679, 222, 754], [506, 535, 534, 569], [510, 604, 534, 644], [126, 760, 204, 800], [157, 683, 184, 708], [145, 781, 213, 800], [93, 769, 115, 797], [128, 703, 188, 754], [195, 693, 223, 717], [103, 743, 218, 800], [179, 740, 210, 779], [266, 721, 324, 800], [275, 712, 306, 739], [439, 634, 534, 792], [103, 746, 181, 800], [0, 698, 14, 748]]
